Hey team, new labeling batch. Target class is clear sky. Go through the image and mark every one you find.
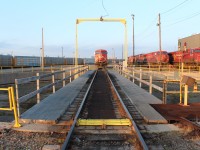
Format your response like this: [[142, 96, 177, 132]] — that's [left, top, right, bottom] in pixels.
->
[[0, 0, 200, 59]]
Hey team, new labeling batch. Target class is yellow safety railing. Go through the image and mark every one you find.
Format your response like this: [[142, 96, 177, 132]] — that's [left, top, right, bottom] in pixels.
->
[[0, 87, 21, 127]]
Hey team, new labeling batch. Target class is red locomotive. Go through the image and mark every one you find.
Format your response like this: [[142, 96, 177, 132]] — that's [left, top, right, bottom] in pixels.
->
[[128, 48, 200, 66], [128, 54, 145, 65], [94, 49, 108, 66], [168, 51, 183, 65], [169, 48, 200, 65], [128, 56, 134, 65], [128, 50, 169, 65], [144, 50, 169, 64]]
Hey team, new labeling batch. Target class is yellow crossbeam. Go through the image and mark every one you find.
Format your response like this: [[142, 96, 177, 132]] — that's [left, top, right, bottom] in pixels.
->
[[77, 119, 132, 126], [76, 18, 126, 25]]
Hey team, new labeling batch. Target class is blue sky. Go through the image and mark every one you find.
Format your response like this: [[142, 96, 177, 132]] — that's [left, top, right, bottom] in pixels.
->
[[0, 0, 200, 59]]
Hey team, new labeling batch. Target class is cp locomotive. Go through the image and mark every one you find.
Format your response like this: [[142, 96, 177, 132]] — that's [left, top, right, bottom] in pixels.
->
[[94, 49, 108, 66], [128, 48, 200, 66], [128, 50, 169, 65], [168, 48, 200, 65]]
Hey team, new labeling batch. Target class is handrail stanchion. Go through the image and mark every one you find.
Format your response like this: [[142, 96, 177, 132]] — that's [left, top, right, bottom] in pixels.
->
[[63, 68, 66, 87], [163, 80, 167, 104], [70, 66, 72, 83], [184, 84, 188, 106], [139, 69, 142, 87], [149, 72, 152, 94], [52, 71, 55, 93], [132, 68, 135, 83], [36, 73, 40, 103], [15, 79, 20, 116]]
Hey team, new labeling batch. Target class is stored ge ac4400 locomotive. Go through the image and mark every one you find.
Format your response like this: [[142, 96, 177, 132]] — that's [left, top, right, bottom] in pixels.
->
[[128, 48, 200, 66], [94, 49, 108, 67]]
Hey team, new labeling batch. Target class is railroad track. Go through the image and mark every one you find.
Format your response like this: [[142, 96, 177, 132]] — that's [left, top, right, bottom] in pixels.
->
[[178, 117, 200, 130], [61, 69, 148, 150]]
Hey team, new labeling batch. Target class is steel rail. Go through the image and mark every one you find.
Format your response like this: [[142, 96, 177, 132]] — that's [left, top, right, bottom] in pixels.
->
[[106, 71, 148, 150], [61, 70, 97, 150], [179, 117, 200, 130]]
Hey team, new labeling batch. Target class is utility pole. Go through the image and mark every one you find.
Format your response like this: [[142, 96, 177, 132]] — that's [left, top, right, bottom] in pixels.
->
[[131, 14, 135, 57], [157, 13, 162, 64], [41, 28, 44, 71]]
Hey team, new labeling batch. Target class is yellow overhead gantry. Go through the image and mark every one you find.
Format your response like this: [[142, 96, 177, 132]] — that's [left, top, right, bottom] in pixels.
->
[[75, 17, 128, 67]]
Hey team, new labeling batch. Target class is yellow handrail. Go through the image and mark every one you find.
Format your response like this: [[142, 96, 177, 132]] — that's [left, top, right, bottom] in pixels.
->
[[0, 87, 21, 127]]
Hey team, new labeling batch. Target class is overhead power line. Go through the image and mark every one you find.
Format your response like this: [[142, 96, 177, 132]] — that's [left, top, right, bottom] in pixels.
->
[[161, 0, 191, 15], [166, 10, 200, 27], [136, 17, 157, 37]]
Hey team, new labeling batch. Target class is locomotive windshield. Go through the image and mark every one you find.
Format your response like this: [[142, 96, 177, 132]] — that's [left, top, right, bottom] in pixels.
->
[[95, 51, 107, 54], [157, 51, 167, 54], [194, 49, 200, 52]]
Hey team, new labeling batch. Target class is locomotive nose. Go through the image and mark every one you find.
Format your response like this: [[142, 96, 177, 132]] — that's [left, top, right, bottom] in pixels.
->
[[161, 53, 169, 62], [99, 55, 105, 62]]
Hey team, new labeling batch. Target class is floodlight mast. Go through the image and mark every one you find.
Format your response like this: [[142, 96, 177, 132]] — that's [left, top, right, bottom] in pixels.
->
[[75, 17, 128, 67]]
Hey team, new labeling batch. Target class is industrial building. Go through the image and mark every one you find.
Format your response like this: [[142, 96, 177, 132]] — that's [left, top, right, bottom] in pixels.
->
[[178, 33, 200, 50]]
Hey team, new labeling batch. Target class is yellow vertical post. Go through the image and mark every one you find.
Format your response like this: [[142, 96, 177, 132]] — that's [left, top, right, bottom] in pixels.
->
[[75, 23, 78, 67], [149, 72, 152, 94], [15, 79, 20, 116], [181, 62, 184, 75], [75, 23, 79, 79], [132, 68, 135, 83], [184, 84, 188, 106], [180, 83, 182, 104], [52, 71, 55, 93], [163, 80, 167, 104], [124, 23, 128, 63], [8, 87, 12, 109], [189, 66, 191, 74], [10, 87, 21, 128], [36, 73, 40, 103], [63, 68, 66, 87], [70, 66, 72, 83], [139, 69, 142, 87]]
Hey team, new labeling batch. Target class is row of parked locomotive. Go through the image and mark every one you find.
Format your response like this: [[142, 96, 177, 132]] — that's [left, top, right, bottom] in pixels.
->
[[0, 55, 84, 67], [128, 48, 200, 66]]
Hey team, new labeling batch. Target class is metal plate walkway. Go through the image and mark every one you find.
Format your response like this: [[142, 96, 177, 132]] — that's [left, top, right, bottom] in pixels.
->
[[20, 71, 94, 124], [108, 70, 168, 124]]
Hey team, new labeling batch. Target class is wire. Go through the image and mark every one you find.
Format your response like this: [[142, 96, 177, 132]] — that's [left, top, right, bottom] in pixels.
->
[[161, 0, 191, 15], [165, 10, 200, 27], [101, 0, 109, 17], [136, 17, 157, 37]]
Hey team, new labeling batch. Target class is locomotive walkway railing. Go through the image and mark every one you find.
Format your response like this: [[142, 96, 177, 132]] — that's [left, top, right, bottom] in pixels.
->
[[15, 65, 89, 116], [114, 65, 200, 105]]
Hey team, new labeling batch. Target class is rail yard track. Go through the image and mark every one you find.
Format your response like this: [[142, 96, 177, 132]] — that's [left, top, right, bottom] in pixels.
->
[[1, 69, 200, 149], [61, 69, 148, 150]]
